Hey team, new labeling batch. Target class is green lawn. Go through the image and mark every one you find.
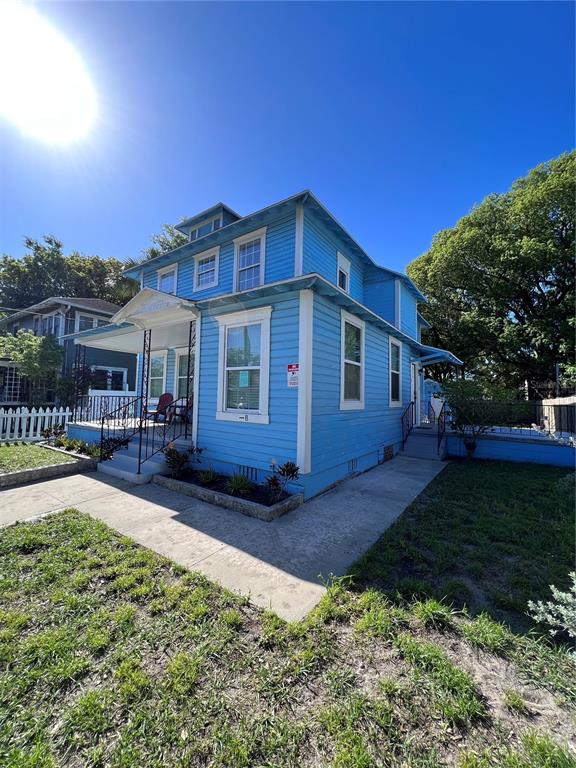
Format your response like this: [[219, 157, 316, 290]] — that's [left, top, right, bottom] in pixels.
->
[[0, 462, 574, 768], [350, 460, 575, 633], [0, 443, 77, 473]]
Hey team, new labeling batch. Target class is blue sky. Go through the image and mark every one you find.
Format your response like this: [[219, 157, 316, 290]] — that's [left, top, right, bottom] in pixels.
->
[[0, 1, 573, 273]]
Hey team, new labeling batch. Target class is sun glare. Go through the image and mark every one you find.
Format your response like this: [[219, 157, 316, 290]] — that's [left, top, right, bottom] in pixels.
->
[[0, 3, 97, 144]]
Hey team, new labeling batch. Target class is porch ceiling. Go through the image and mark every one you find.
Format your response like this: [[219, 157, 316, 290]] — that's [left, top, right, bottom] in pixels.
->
[[74, 321, 192, 354]]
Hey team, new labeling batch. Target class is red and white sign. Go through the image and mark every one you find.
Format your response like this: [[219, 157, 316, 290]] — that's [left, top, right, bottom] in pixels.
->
[[287, 363, 299, 388]]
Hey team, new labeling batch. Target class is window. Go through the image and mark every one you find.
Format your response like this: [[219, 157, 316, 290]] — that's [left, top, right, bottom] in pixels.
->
[[149, 355, 166, 399], [97, 319, 108, 328], [175, 351, 193, 399], [91, 366, 127, 392], [189, 216, 222, 242], [337, 252, 350, 294], [340, 311, 364, 410], [389, 339, 402, 406], [216, 307, 271, 423], [157, 265, 177, 294], [194, 247, 219, 290], [78, 314, 95, 332], [234, 227, 266, 292]]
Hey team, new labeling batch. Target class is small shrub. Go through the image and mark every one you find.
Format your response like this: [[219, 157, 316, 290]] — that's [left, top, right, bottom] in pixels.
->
[[198, 467, 218, 485], [527, 572, 576, 640], [162, 443, 189, 479], [266, 460, 300, 502], [226, 473, 253, 496]]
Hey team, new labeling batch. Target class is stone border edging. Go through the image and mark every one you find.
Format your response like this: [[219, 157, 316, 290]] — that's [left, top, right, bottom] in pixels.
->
[[153, 474, 303, 522], [0, 444, 97, 489]]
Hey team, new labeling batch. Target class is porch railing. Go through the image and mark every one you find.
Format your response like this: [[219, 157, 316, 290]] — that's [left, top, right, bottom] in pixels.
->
[[137, 395, 193, 473], [401, 400, 415, 448], [99, 395, 143, 462], [427, 399, 435, 423], [75, 393, 138, 423], [437, 401, 447, 454], [448, 400, 575, 440]]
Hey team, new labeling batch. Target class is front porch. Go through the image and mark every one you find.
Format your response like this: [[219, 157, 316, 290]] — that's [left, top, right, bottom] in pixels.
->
[[67, 289, 199, 482]]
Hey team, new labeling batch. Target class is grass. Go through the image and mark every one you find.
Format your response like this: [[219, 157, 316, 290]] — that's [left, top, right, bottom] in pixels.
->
[[0, 443, 77, 473], [1, 460, 574, 766], [349, 461, 574, 633]]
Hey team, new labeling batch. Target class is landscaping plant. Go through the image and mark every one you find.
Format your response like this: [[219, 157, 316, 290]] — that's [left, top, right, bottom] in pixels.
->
[[225, 473, 253, 496], [528, 572, 576, 642], [266, 460, 300, 503]]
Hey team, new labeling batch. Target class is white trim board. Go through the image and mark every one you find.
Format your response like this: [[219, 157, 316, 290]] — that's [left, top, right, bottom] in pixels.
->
[[233, 226, 267, 293], [193, 246, 220, 292], [389, 336, 402, 407], [157, 263, 179, 295], [297, 289, 313, 473]]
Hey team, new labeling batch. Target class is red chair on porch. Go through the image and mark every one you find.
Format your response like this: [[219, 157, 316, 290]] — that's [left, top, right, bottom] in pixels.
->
[[173, 395, 194, 425], [145, 392, 173, 423]]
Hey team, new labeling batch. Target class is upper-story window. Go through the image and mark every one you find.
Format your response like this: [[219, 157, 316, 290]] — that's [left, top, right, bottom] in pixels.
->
[[194, 246, 219, 291], [234, 227, 266, 292], [337, 252, 350, 294], [189, 216, 222, 242], [340, 310, 364, 410], [389, 338, 402, 406], [157, 264, 178, 295]]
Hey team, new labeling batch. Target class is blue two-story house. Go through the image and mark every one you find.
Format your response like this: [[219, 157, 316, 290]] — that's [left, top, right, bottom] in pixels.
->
[[67, 192, 460, 498]]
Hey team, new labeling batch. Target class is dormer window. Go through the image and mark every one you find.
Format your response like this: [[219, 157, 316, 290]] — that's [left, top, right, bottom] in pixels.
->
[[157, 264, 177, 295], [189, 216, 222, 242], [337, 252, 350, 294]]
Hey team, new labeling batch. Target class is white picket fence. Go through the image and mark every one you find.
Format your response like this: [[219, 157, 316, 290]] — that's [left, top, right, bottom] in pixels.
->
[[0, 406, 72, 443]]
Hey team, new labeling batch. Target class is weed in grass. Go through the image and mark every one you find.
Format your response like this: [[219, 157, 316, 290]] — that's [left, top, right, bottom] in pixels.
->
[[458, 729, 575, 768], [219, 608, 243, 629], [395, 634, 487, 727], [325, 666, 357, 698], [503, 688, 530, 715], [63, 690, 114, 747], [412, 599, 455, 629], [260, 610, 287, 647], [85, 626, 112, 654], [114, 657, 151, 701], [165, 651, 202, 695], [461, 613, 513, 655], [5, 744, 57, 768]]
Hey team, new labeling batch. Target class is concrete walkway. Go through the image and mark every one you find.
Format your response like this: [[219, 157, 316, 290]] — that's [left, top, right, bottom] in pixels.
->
[[0, 456, 445, 620]]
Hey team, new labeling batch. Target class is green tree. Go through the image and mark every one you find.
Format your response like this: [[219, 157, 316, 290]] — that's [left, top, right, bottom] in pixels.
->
[[0, 236, 139, 309], [408, 151, 575, 390], [0, 330, 64, 403], [141, 223, 188, 261]]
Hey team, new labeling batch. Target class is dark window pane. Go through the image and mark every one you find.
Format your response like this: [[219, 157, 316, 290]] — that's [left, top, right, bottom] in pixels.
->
[[391, 371, 400, 402], [344, 322, 361, 363], [338, 269, 348, 291], [226, 325, 261, 367], [344, 363, 361, 400], [391, 342, 400, 371]]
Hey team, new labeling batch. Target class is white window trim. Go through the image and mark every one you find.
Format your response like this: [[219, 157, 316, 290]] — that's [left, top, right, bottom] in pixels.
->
[[75, 312, 110, 333], [216, 306, 272, 424], [148, 350, 167, 401], [337, 252, 351, 295], [91, 365, 128, 391], [389, 337, 403, 407], [340, 309, 365, 411], [189, 215, 222, 242], [157, 263, 178, 295], [233, 226, 267, 293], [193, 246, 220, 291]]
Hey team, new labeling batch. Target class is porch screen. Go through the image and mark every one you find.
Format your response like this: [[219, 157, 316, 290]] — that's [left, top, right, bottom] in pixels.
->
[[225, 323, 261, 410]]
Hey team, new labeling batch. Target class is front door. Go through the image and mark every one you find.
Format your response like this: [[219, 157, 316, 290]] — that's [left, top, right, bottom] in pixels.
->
[[411, 362, 421, 426]]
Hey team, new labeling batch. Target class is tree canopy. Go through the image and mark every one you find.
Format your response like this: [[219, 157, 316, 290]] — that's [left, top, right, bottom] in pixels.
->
[[408, 151, 575, 390], [0, 236, 139, 310]]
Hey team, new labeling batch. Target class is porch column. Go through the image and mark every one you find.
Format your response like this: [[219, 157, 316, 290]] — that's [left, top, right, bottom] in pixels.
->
[[137, 329, 152, 474], [72, 344, 87, 421], [184, 319, 196, 439]]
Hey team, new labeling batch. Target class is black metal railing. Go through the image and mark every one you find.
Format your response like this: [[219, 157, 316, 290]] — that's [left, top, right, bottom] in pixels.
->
[[437, 401, 447, 454], [427, 399, 435, 423], [401, 400, 415, 448], [448, 400, 575, 439], [99, 395, 143, 462], [137, 395, 193, 473]]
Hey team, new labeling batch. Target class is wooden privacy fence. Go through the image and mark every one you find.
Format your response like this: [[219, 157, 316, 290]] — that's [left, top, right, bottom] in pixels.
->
[[0, 406, 72, 442]]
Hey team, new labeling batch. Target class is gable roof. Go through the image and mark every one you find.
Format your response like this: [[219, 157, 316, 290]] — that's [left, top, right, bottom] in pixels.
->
[[0, 297, 122, 326], [123, 190, 426, 302]]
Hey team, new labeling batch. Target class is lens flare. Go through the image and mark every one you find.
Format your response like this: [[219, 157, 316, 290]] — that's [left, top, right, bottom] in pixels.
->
[[0, 3, 97, 144]]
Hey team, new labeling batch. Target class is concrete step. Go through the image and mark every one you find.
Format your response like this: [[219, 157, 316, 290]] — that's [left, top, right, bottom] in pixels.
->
[[97, 449, 169, 485]]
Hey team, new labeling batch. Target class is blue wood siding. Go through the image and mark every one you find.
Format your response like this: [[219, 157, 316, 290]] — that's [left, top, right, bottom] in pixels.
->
[[363, 275, 395, 325], [308, 294, 417, 495], [141, 211, 296, 301], [195, 293, 299, 474], [302, 210, 364, 302], [399, 285, 418, 339], [446, 435, 575, 468]]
